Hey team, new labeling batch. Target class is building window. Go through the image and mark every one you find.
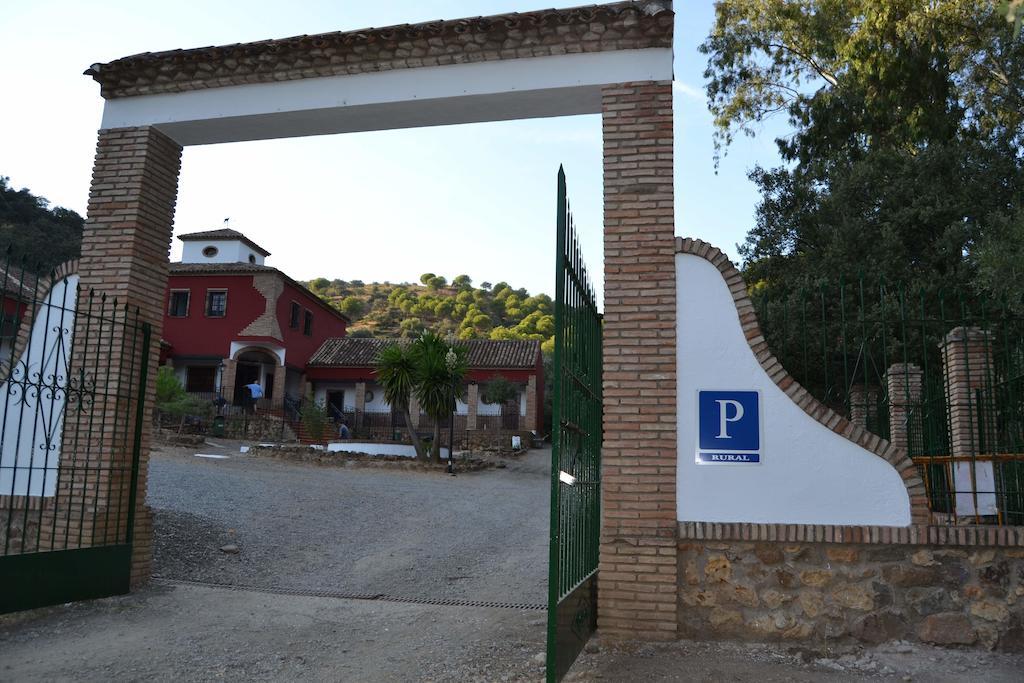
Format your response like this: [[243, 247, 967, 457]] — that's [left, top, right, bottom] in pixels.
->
[[248, 254, 256, 264], [185, 366, 217, 393], [303, 310, 313, 336], [206, 290, 227, 317], [168, 290, 190, 317], [202, 246, 219, 258], [289, 302, 301, 329]]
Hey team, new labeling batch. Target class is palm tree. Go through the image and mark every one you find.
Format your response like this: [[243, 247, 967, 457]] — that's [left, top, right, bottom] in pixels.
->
[[411, 333, 468, 463], [375, 343, 427, 460]]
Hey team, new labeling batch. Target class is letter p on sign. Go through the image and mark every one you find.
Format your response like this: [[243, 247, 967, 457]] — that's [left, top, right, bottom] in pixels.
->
[[699, 391, 759, 452]]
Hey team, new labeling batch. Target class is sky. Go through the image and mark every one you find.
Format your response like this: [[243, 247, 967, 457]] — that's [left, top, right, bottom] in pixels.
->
[[0, 0, 789, 306]]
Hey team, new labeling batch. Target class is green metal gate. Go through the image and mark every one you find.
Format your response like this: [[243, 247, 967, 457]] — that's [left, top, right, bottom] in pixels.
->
[[546, 167, 602, 682], [0, 257, 150, 614]]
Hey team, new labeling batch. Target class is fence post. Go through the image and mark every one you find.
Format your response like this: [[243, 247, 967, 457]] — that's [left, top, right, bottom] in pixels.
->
[[354, 381, 366, 432], [220, 358, 237, 403], [941, 326, 997, 519], [886, 364, 922, 452], [525, 375, 537, 432], [466, 383, 479, 431], [849, 383, 878, 430], [272, 364, 286, 409]]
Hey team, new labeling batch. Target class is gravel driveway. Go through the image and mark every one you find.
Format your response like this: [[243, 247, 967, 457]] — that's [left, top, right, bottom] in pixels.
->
[[148, 442, 551, 605]]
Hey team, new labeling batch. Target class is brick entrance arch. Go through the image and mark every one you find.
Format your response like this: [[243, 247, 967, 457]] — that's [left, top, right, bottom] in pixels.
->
[[80, 1, 677, 640]]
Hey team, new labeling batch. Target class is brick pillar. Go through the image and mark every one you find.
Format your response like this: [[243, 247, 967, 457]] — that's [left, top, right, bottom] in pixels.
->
[[70, 127, 182, 585], [524, 375, 537, 432], [886, 363, 922, 453], [941, 327, 997, 518], [848, 384, 878, 429], [220, 359, 237, 403], [466, 383, 479, 431], [600, 81, 677, 641], [354, 381, 366, 431], [272, 364, 287, 409]]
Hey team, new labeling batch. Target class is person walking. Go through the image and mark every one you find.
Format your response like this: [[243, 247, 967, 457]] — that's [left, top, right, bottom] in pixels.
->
[[245, 381, 264, 413]]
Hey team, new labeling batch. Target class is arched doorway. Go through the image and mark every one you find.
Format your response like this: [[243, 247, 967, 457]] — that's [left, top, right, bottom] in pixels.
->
[[233, 348, 280, 408]]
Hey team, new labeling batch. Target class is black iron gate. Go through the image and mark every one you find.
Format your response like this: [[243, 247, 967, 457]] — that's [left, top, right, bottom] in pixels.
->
[[546, 167, 602, 682], [0, 260, 150, 614]]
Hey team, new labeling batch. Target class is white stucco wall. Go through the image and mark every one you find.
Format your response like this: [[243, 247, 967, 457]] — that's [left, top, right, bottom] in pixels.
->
[[182, 239, 265, 265], [326, 442, 449, 459], [676, 253, 911, 526], [0, 276, 79, 496]]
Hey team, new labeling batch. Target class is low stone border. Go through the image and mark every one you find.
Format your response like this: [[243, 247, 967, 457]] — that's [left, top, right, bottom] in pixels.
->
[[247, 444, 495, 473]]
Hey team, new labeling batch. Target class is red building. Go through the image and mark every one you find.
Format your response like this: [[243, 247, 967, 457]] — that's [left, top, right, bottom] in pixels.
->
[[161, 229, 348, 407], [162, 229, 544, 436], [306, 338, 543, 433]]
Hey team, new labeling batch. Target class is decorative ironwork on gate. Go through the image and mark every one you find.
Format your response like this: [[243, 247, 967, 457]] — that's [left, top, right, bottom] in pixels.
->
[[754, 278, 1024, 526], [546, 167, 602, 682], [0, 254, 150, 613]]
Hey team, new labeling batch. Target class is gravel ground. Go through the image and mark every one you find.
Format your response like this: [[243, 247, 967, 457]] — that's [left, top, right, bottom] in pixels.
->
[[3, 583, 1021, 682], [4, 443, 1023, 681], [149, 440, 550, 605]]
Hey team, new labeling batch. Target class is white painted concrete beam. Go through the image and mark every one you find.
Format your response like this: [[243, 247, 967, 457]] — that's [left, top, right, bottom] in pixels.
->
[[99, 49, 673, 145]]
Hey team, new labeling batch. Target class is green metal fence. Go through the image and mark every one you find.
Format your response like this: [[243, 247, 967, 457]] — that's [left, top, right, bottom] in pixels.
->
[[0, 254, 150, 613], [546, 167, 602, 682], [755, 278, 1024, 525]]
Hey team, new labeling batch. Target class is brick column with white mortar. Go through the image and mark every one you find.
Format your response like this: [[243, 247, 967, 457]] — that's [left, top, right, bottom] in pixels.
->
[[600, 81, 677, 641], [524, 375, 537, 432], [354, 381, 366, 431], [886, 364, 922, 454], [272, 364, 287, 409], [74, 126, 182, 585], [941, 327, 998, 518], [466, 383, 479, 431], [849, 384, 878, 430], [220, 359, 237, 403]]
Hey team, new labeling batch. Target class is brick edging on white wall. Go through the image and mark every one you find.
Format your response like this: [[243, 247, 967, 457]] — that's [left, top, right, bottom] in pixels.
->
[[676, 237, 929, 524]]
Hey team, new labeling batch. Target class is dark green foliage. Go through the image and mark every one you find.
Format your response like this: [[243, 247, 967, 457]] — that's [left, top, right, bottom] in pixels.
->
[[702, 0, 1024, 314], [0, 176, 83, 271], [300, 395, 330, 442], [482, 374, 517, 406], [300, 273, 556, 350]]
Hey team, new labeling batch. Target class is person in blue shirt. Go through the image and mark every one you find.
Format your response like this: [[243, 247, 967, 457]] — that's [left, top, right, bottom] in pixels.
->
[[245, 381, 263, 412]]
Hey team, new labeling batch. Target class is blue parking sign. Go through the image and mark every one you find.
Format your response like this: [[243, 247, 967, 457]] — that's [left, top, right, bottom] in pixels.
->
[[698, 391, 760, 463]]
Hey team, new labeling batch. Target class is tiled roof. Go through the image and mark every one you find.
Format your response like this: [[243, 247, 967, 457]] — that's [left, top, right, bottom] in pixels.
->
[[167, 262, 350, 323], [169, 262, 276, 275], [178, 229, 270, 256], [85, 2, 674, 99], [309, 337, 540, 369]]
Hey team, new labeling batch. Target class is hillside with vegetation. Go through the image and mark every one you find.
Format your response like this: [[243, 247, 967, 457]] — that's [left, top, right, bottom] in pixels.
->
[[0, 176, 83, 271], [304, 273, 555, 353]]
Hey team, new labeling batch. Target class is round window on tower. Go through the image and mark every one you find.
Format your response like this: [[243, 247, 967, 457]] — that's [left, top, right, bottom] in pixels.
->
[[365, 390, 374, 403], [248, 254, 256, 264], [202, 246, 219, 258]]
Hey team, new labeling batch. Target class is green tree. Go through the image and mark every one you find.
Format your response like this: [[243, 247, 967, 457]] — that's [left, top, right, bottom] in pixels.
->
[[300, 395, 331, 443], [482, 374, 517, 406], [375, 343, 427, 460], [419, 273, 436, 285], [427, 275, 447, 290], [336, 295, 364, 319], [410, 333, 468, 463], [702, 0, 1024, 299], [0, 176, 84, 271], [452, 274, 473, 289]]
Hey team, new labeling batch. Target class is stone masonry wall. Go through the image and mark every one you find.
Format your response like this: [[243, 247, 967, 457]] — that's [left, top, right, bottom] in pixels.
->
[[679, 540, 1024, 652]]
